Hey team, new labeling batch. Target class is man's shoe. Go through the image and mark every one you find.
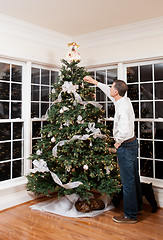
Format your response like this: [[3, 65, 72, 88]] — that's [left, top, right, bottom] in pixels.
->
[[112, 214, 137, 223]]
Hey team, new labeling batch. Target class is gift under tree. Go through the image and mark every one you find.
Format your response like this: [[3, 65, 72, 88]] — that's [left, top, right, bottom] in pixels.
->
[[26, 43, 121, 209]]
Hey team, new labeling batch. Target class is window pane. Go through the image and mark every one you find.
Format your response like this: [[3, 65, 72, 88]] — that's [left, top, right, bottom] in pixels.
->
[[155, 141, 163, 160], [32, 139, 38, 154], [0, 142, 11, 161], [155, 101, 163, 118], [0, 102, 9, 119], [134, 122, 138, 138], [141, 102, 153, 118], [140, 65, 152, 82], [106, 121, 113, 136], [11, 83, 22, 100], [11, 102, 21, 119], [128, 84, 139, 100], [0, 123, 11, 141], [11, 65, 22, 82], [13, 141, 22, 159], [31, 103, 39, 118], [0, 82, 9, 100], [96, 88, 105, 101], [140, 83, 153, 100], [155, 82, 163, 99], [96, 70, 105, 83], [41, 103, 49, 117], [13, 160, 22, 178], [107, 102, 115, 118], [0, 162, 10, 181], [140, 122, 152, 139], [13, 122, 23, 140], [31, 68, 40, 84], [140, 140, 153, 158], [132, 102, 139, 118], [41, 86, 49, 101], [31, 85, 39, 101], [0, 63, 10, 81], [51, 71, 58, 85], [127, 66, 138, 83], [155, 122, 163, 140], [154, 63, 163, 81], [155, 160, 163, 179], [140, 159, 153, 178], [41, 69, 49, 85], [106, 69, 117, 85], [32, 121, 41, 138]]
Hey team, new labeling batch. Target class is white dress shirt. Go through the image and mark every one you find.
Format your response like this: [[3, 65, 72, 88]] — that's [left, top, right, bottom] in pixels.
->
[[97, 82, 135, 144]]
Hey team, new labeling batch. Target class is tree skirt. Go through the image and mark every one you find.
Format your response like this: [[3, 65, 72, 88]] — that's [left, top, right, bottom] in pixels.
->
[[30, 193, 114, 218]]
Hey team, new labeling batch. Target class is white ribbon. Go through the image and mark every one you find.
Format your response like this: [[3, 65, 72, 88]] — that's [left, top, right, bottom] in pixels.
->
[[30, 159, 83, 189], [86, 122, 106, 139]]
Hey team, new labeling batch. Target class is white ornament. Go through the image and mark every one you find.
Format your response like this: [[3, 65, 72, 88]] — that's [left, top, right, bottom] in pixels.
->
[[60, 106, 69, 114], [83, 164, 89, 170], [51, 137, 56, 143], [36, 149, 42, 156], [31, 159, 49, 173], [51, 88, 56, 94], [106, 166, 111, 175]]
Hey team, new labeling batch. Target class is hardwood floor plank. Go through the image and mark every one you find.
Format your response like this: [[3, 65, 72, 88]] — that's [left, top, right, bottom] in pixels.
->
[[0, 196, 162, 240]]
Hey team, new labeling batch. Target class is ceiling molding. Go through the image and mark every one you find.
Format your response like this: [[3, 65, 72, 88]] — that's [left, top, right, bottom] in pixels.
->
[[74, 17, 163, 49], [0, 14, 72, 49]]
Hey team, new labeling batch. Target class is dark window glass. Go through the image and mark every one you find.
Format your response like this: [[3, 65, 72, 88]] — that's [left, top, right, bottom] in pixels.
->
[[41, 69, 49, 85], [0, 82, 9, 100], [106, 121, 113, 136], [96, 88, 105, 101], [155, 101, 163, 118], [140, 158, 153, 178], [155, 141, 163, 160], [11, 83, 22, 100], [140, 83, 153, 100], [11, 65, 22, 82], [154, 63, 163, 81], [107, 102, 115, 118], [140, 65, 152, 82], [31, 103, 39, 118], [41, 86, 49, 101], [32, 139, 38, 154], [155, 160, 163, 179], [0, 162, 10, 181], [13, 122, 23, 140], [128, 84, 139, 100], [31, 68, 40, 84], [134, 121, 138, 138], [0, 102, 9, 119], [51, 71, 58, 85], [31, 85, 39, 101], [13, 160, 22, 178], [0, 123, 11, 141], [106, 69, 117, 85], [32, 121, 41, 138], [13, 141, 22, 159], [140, 140, 153, 158], [0, 63, 10, 81], [140, 122, 153, 139], [132, 102, 139, 118], [127, 66, 138, 83], [96, 70, 105, 83], [141, 102, 153, 118], [155, 82, 163, 100], [41, 103, 49, 117], [155, 122, 163, 140], [11, 102, 21, 119], [0, 142, 11, 161]]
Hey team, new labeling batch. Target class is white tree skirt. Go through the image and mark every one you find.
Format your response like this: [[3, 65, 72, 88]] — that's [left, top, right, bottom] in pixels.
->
[[30, 193, 114, 218]]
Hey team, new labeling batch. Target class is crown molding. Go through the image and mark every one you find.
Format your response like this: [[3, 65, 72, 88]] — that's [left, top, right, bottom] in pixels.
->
[[74, 17, 163, 49], [0, 14, 72, 49]]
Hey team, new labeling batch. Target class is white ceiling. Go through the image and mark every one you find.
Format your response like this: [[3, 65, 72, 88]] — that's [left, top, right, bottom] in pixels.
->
[[0, 0, 163, 36]]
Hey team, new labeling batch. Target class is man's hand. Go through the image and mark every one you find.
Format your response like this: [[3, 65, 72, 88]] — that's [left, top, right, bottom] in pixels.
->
[[83, 76, 98, 85], [114, 142, 121, 149]]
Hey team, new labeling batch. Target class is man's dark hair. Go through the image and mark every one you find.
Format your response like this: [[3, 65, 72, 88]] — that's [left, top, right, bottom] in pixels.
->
[[113, 80, 128, 97]]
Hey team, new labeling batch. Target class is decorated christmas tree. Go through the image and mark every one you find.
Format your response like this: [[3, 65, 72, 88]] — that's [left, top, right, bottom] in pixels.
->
[[26, 43, 120, 205]]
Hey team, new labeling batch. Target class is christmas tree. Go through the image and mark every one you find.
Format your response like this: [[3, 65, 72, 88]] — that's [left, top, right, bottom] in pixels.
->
[[26, 44, 120, 203]]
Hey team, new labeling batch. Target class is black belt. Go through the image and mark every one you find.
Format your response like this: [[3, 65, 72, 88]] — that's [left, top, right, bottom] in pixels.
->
[[123, 136, 136, 144]]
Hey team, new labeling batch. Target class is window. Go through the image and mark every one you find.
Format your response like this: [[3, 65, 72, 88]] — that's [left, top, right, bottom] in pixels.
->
[[0, 62, 24, 181]]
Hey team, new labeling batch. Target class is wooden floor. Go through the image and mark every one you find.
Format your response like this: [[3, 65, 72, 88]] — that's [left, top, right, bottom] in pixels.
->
[[0, 196, 163, 240]]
